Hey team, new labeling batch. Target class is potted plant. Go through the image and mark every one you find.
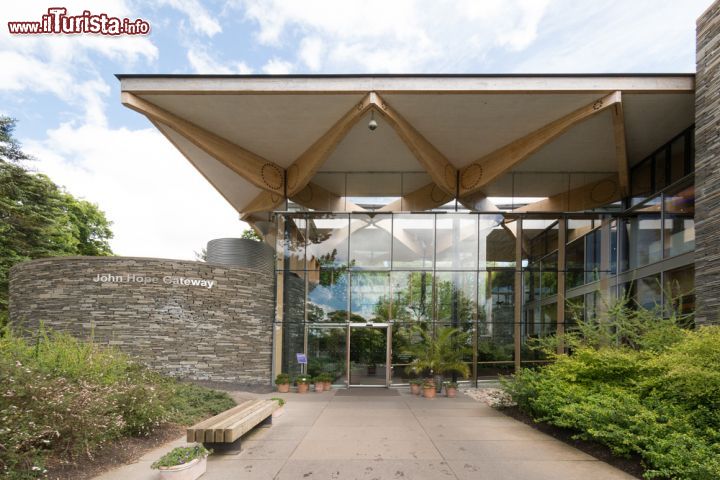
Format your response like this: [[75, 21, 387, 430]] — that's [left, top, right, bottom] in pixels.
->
[[275, 373, 290, 393], [444, 381, 458, 398], [296, 375, 311, 393], [422, 380, 436, 399], [318, 373, 333, 391], [151, 444, 210, 480], [409, 379, 422, 395], [271, 397, 286, 417], [313, 376, 325, 392], [403, 326, 471, 392]]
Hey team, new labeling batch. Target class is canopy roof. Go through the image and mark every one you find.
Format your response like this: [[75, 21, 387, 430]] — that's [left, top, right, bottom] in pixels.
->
[[118, 74, 694, 220]]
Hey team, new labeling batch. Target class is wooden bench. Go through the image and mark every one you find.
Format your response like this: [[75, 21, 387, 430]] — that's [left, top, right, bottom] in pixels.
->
[[186, 399, 280, 453]]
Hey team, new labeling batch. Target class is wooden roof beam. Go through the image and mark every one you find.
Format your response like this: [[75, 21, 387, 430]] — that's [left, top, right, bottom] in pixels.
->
[[122, 92, 284, 196], [612, 93, 630, 198], [513, 174, 621, 213], [371, 93, 458, 196], [458, 91, 622, 199]]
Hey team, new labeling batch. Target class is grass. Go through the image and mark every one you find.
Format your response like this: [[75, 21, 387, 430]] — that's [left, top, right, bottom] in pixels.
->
[[0, 325, 235, 479]]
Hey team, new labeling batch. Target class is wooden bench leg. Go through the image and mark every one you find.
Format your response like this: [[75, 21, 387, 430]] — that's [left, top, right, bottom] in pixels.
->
[[203, 438, 242, 455]]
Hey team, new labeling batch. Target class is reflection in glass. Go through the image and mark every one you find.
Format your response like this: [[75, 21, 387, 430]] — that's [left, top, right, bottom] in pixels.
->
[[622, 197, 662, 269], [392, 214, 434, 269], [664, 266, 695, 319], [307, 326, 347, 385], [634, 275, 662, 310], [436, 215, 478, 270], [350, 272, 390, 322], [485, 218, 516, 267], [349, 214, 392, 269], [390, 271, 433, 322], [307, 267, 349, 323], [664, 185, 695, 258], [349, 327, 387, 385], [306, 215, 349, 269]]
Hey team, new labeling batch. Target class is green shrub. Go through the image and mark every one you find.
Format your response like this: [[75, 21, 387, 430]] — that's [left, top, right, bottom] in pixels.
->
[[0, 327, 234, 479], [502, 296, 720, 480]]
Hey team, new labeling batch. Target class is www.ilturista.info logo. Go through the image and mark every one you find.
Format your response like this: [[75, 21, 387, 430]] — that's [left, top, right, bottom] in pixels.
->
[[8, 7, 150, 35]]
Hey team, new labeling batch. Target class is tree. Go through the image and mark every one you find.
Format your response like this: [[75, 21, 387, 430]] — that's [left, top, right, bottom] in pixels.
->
[[241, 228, 262, 242], [0, 117, 114, 326]]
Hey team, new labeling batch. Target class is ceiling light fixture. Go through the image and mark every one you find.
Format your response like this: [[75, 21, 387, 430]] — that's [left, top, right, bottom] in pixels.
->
[[368, 110, 378, 131]]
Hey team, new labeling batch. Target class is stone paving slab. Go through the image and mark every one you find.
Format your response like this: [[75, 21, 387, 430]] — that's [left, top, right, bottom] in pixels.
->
[[94, 389, 636, 480]]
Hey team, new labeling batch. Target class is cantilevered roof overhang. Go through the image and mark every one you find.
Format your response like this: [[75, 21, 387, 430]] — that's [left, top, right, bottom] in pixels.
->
[[117, 74, 695, 220]]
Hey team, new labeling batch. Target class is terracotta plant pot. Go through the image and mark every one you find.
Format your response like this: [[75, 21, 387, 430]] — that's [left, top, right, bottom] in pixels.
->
[[446, 387, 457, 398], [410, 383, 421, 395], [297, 383, 309, 394], [423, 386, 436, 399], [315, 382, 324, 393], [157, 456, 207, 480], [277, 383, 290, 393], [324, 381, 332, 391]]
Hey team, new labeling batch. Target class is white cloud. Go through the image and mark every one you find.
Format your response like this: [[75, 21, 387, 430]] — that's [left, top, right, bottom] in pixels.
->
[[513, 0, 711, 73], [23, 123, 248, 260], [261, 57, 293, 74], [187, 48, 253, 74], [236, 0, 551, 72], [154, 0, 222, 37], [299, 36, 324, 71]]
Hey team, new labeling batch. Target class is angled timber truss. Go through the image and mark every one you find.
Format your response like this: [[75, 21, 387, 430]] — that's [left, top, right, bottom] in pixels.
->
[[122, 89, 631, 225]]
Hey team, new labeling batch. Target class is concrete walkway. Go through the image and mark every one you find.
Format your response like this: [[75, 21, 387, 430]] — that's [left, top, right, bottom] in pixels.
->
[[95, 389, 636, 480]]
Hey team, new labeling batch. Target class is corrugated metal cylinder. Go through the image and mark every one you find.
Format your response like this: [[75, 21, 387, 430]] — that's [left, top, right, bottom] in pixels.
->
[[206, 238, 274, 273]]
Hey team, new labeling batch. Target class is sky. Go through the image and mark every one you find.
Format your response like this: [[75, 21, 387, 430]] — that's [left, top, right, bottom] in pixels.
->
[[0, 0, 713, 260]]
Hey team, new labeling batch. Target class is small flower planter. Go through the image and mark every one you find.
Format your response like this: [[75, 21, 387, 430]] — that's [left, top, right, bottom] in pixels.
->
[[152, 445, 209, 480], [314, 381, 325, 393], [324, 381, 332, 391], [297, 383, 309, 393], [409, 380, 422, 395], [295, 375, 311, 393], [422, 382, 436, 399], [275, 373, 291, 393], [157, 456, 207, 480]]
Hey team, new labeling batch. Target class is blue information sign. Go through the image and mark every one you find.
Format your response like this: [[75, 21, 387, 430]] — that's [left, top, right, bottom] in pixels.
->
[[296, 353, 307, 364]]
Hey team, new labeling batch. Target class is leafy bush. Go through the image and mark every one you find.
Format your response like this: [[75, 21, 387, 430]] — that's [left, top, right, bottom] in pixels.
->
[[0, 326, 234, 479], [502, 297, 720, 480]]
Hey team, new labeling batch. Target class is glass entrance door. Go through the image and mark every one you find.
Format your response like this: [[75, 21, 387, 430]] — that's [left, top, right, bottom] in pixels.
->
[[349, 325, 390, 387]]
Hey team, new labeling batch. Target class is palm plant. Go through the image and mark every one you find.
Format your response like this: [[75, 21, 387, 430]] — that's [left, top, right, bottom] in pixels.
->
[[403, 326, 471, 387]]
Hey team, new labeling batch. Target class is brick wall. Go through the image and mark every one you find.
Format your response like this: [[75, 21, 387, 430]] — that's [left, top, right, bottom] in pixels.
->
[[696, 1, 720, 325], [9, 256, 274, 385]]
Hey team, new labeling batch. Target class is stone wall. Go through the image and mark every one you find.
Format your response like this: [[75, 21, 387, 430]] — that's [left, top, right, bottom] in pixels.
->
[[696, 1, 720, 325], [9, 256, 274, 384]]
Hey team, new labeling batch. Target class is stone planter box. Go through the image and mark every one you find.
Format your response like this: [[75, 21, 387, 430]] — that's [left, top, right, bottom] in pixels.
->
[[157, 456, 207, 480]]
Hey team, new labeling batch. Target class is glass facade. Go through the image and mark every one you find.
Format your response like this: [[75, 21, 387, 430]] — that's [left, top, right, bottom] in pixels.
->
[[274, 127, 696, 385]]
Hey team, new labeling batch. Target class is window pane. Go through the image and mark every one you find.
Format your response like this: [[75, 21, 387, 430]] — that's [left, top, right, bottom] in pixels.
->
[[350, 272, 390, 322], [392, 214, 434, 269], [307, 215, 349, 269], [349, 214, 392, 269], [307, 267, 349, 323], [664, 185, 695, 258], [435, 271, 477, 326], [436, 214, 478, 270], [483, 216, 515, 268], [670, 136, 687, 183], [664, 266, 695, 319], [635, 275, 661, 310], [623, 197, 662, 269], [390, 271, 433, 322]]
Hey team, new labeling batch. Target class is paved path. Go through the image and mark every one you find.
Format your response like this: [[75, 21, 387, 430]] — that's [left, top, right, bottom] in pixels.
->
[[96, 389, 636, 480]]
